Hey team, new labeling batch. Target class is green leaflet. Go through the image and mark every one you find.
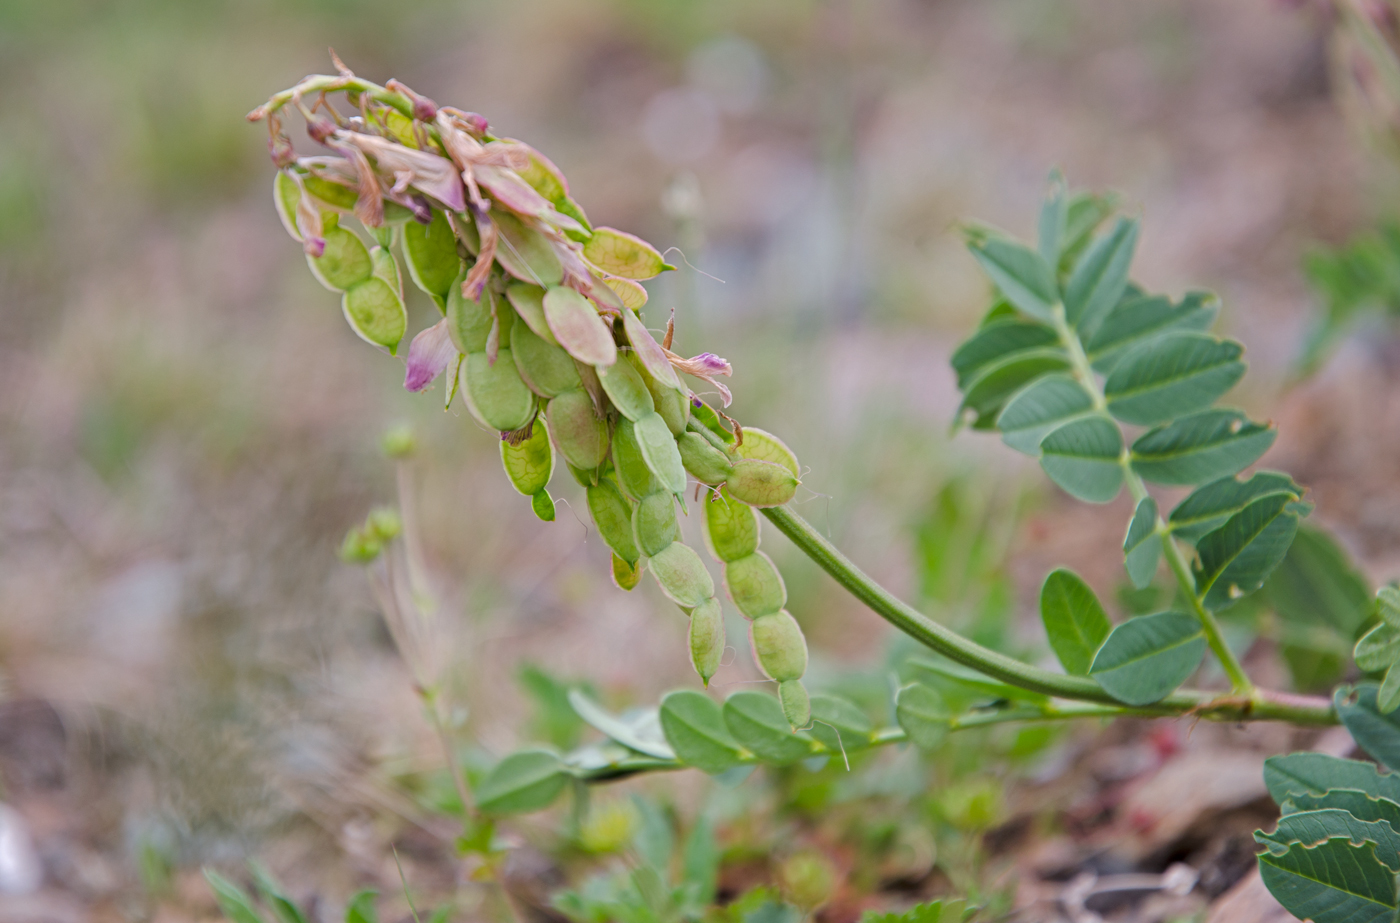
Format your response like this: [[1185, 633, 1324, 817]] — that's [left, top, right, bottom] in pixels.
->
[[1259, 808, 1400, 872], [807, 695, 873, 754], [1122, 497, 1160, 589], [1039, 568, 1111, 676], [895, 683, 949, 751], [906, 658, 1046, 704], [1036, 170, 1068, 265], [1085, 291, 1218, 374], [1129, 409, 1275, 486], [722, 691, 812, 764], [1355, 623, 1400, 673], [1337, 684, 1400, 772], [957, 348, 1071, 431], [965, 232, 1061, 323], [402, 208, 461, 310], [345, 891, 378, 923], [995, 373, 1094, 455], [476, 749, 569, 814], [1064, 216, 1138, 335], [860, 898, 970, 923], [1167, 471, 1303, 544], [1089, 611, 1205, 706], [1038, 415, 1124, 503], [659, 690, 743, 774], [1103, 332, 1245, 426], [204, 870, 266, 923], [567, 690, 675, 760], [1285, 789, 1400, 834], [1059, 190, 1117, 273], [949, 320, 1059, 389], [1194, 492, 1302, 611], [250, 862, 308, 923], [1267, 526, 1372, 637], [1255, 811, 1400, 923], [1264, 753, 1400, 806]]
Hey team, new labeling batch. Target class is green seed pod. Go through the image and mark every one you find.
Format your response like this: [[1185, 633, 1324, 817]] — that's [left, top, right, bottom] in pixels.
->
[[634, 412, 688, 496], [691, 400, 736, 446], [677, 432, 734, 486], [339, 526, 382, 564], [612, 418, 662, 500], [308, 223, 373, 291], [723, 551, 786, 619], [505, 282, 559, 346], [778, 680, 811, 731], [546, 389, 611, 470], [702, 488, 760, 563], [648, 541, 714, 609], [612, 553, 642, 591], [447, 271, 493, 354], [598, 358, 655, 422], [463, 349, 535, 432], [726, 459, 799, 508], [544, 286, 617, 367], [501, 418, 554, 496], [587, 480, 640, 566], [274, 170, 303, 242], [688, 597, 725, 685], [369, 223, 395, 248], [632, 491, 679, 557], [512, 320, 583, 398], [303, 175, 360, 212], [735, 428, 800, 477], [493, 210, 565, 286], [568, 462, 601, 488], [622, 345, 688, 435], [342, 276, 407, 353], [531, 490, 556, 522], [750, 610, 807, 683], [370, 245, 402, 296], [402, 209, 462, 311]]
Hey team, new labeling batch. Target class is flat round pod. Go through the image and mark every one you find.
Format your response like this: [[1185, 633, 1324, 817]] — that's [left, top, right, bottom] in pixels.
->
[[702, 488, 760, 563], [492, 210, 564, 287], [599, 357, 655, 421], [274, 170, 303, 241], [463, 350, 535, 432], [778, 680, 810, 730], [587, 480, 640, 566], [678, 432, 734, 486], [612, 552, 643, 590], [501, 419, 554, 496], [583, 227, 669, 280], [726, 459, 799, 508], [689, 598, 725, 685], [342, 277, 406, 353], [447, 274, 494, 354], [624, 350, 689, 435], [544, 286, 617, 367], [309, 224, 373, 291], [723, 551, 786, 619], [648, 542, 714, 609], [612, 418, 662, 500], [735, 428, 799, 478], [506, 282, 559, 345], [402, 208, 462, 309], [512, 321, 582, 398], [750, 610, 807, 683], [621, 311, 681, 389], [605, 277, 648, 309], [633, 491, 679, 557], [545, 388, 611, 470], [531, 490, 556, 521], [634, 412, 688, 496]]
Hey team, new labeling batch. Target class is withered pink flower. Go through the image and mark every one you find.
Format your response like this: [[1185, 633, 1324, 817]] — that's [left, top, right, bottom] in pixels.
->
[[333, 131, 466, 213], [404, 318, 458, 392], [666, 349, 733, 407], [462, 203, 498, 300], [325, 139, 384, 227]]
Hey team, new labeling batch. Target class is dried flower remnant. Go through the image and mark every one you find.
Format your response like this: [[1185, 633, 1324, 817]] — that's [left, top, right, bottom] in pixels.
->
[[250, 59, 812, 712]]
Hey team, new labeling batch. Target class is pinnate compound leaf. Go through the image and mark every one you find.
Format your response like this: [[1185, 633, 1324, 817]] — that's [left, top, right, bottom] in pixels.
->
[[950, 320, 1059, 389], [1338, 684, 1400, 771], [1089, 612, 1205, 706], [996, 373, 1094, 455], [1122, 498, 1160, 590], [476, 749, 569, 814], [204, 870, 266, 923], [1065, 216, 1138, 334], [1168, 471, 1304, 545], [895, 683, 950, 751], [567, 690, 675, 760], [1358, 624, 1400, 674], [722, 692, 812, 764], [906, 658, 1048, 703], [1037, 171, 1068, 264], [1060, 191, 1117, 272], [957, 348, 1070, 430], [1039, 568, 1111, 675], [659, 690, 743, 774], [1038, 415, 1124, 503], [807, 694, 873, 754], [1194, 493, 1301, 611], [1086, 291, 1218, 373], [1256, 810, 1400, 923], [965, 232, 1060, 322], [1129, 409, 1276, 486], [1103, 332, 1245, 426], [1285, 789, 1400, 834], [1265, 753, 1400, 807]]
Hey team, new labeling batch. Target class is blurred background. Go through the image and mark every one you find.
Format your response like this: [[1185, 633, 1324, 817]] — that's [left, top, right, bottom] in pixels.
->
[[3, 0, 1399, 920]]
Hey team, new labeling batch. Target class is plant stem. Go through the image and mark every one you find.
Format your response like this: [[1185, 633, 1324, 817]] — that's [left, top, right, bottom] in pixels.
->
[[759, 506, 1334, 725], [1050, 306, 1254, 695]]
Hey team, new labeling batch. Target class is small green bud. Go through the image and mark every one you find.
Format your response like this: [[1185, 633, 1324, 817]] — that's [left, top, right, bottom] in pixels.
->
[[588, 481, 640, 566], [612, 553, 643, 591], [632, 491, 679, 558], [546, 389, 610, 470], [380, 424, 417, 459], [365, 506, 403, 542], [778, 680, 810, 730], [648, 541, 714, 609], [339, 526, 383, 565], [688, 598, 725, 685], [725, 458, 799, 508], [531, 490, 556, 522], [677, 431, 734, 485], [723, 552, 786, 619], [749, 610, 807, 683], [702, 488, 760, 562]]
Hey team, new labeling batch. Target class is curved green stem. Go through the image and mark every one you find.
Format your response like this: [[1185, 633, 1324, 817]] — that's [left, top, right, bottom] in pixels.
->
[[760, 506, 1334, 726], [1051, 305, 1254, 695]]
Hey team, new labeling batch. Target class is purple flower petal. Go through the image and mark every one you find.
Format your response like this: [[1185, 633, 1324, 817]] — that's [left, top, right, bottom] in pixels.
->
[[403, 319, 458, 392]]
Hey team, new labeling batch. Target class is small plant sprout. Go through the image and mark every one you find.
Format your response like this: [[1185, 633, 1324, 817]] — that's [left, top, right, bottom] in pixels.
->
[[249, 61, 1400, 922]]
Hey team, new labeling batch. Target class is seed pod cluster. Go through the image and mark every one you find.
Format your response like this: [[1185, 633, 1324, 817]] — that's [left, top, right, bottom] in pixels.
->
[[253, 65, 804, 702]]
